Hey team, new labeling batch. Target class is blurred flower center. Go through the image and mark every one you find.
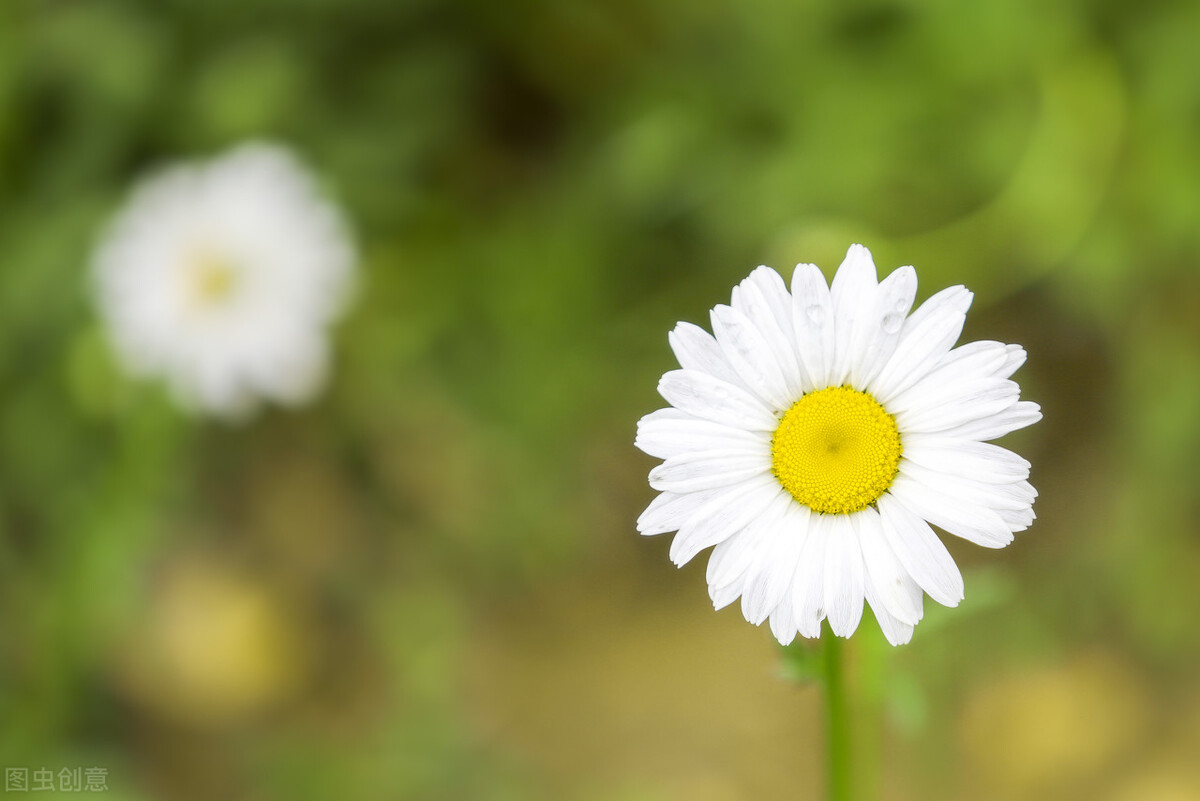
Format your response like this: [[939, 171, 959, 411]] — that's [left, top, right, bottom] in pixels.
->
[[186, 248, 240, 308], [771, 386, 902, 515]]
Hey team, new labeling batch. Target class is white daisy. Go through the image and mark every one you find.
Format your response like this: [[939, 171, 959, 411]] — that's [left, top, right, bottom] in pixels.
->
[[635, 245, 1040, 646], [92, 142, 356, 418]]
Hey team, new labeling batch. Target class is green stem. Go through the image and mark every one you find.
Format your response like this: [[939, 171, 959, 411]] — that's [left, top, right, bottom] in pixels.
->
[[822, 631, 852, 801]]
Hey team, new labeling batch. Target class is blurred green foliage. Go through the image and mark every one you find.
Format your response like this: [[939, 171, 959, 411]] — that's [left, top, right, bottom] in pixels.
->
[[2, 1, 1200, 800]]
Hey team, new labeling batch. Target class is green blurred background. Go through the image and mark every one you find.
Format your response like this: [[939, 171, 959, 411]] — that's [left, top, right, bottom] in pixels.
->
[[2, 0, 1200, 799]]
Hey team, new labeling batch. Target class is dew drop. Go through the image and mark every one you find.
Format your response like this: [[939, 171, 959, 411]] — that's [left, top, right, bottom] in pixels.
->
[[806, 304, 826, 326], [881, 312, 904, 334]]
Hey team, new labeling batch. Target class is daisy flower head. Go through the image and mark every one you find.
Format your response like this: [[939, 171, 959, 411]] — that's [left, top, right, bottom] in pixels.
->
[[92, 142, 357, 419], [635, 245, 1040, 646]]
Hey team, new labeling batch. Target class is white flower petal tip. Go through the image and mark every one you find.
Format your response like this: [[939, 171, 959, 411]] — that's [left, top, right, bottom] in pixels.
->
[[636, 244, 1038, 645], [841, 244, 878, 275], [91, 142, 357, 419]]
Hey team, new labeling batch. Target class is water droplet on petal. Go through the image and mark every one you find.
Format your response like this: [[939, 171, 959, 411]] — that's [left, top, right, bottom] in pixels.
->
[[806, 304, 826, 326], [881, 312, 904, 334]]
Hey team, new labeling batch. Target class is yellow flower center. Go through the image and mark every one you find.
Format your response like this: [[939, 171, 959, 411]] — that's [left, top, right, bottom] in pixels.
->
[[771, 386, 902, 515], [187, 249, 239, 308]]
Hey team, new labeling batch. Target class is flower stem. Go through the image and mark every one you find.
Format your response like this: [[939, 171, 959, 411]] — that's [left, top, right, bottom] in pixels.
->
[[822, 630, 853, 801]]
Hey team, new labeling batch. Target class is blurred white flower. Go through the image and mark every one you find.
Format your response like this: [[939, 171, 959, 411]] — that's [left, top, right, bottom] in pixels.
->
[[92, 142, 356, 418], [635, 245, 1040, 646]]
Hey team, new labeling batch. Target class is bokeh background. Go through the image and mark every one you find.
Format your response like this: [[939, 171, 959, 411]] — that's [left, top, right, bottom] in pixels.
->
[[3, 0, 1200, 799]]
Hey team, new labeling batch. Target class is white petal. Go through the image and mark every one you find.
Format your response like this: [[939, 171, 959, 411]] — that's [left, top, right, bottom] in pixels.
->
[[998, 344, 1027, 378], [710, 579, 744, 611], [865, 581, 915, 646], [868, 286, 972, 403], [998, 506, 1036, 532], [898, 284, 972, 338], [792, 513, 830, 638], [256, 332, 328, 406], [824, 515, 866, 637], [900, 463, 1036, 512], [768, 595, 799, 645], [636, 407, 692, 425], [934, 340, 1009, 374], [730, 268, 807, 397], [856, 506, 923, 625], [876, 492, 964, 607], [735, 266, 792, 316], [669, 476, 782, 566], [893, 378, 1020, 434], [889, 472, 1015, 549], [938, 341, 1028, 381], [633, 408, 691, 459], [636, 409, 770, 460], [790, 263, 836, 390], [657, 369, 779, 431], [637, 488, 723, 535], [741, 499, 810, 625], [938, 400, 1042, 441], [706, 516, 771, 590], [854, 265, 918, 388], [828, 244, 880, 386], [887, 340, 1009, 412], [901, 437, 1031, 483], [648, 449, 769, 493], [710, 304, 793, 410], [668, 322, 740, 385]]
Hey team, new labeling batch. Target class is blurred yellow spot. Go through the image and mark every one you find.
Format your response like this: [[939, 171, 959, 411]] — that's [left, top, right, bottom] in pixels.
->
[[187, 249, 239, 307], [960, 654, 1149, 795], [1108, 764, 1200, 801], [771, 386, 901, 515], [115, 558, 308, 726]]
